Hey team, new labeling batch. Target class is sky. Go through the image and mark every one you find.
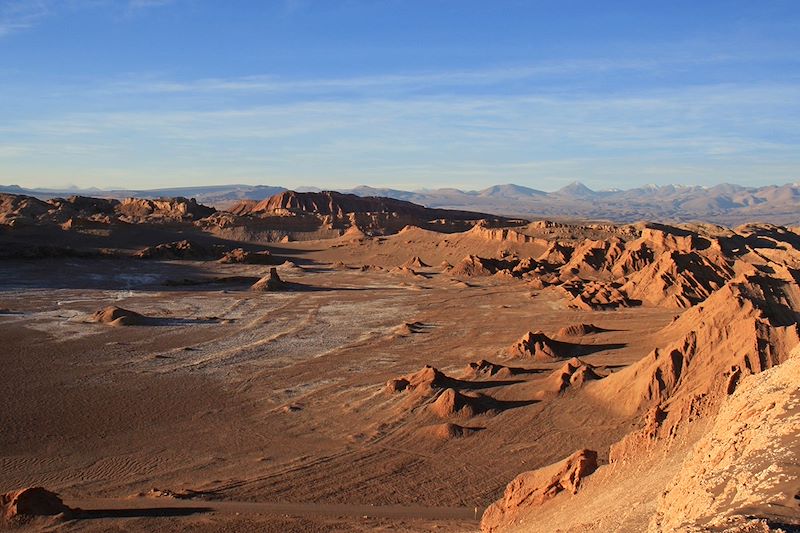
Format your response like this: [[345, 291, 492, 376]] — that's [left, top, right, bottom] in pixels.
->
[[1, 0, 799, 192]]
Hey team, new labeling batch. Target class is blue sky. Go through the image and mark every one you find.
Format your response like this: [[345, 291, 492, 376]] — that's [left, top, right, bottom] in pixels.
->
[[1, 0, 799, 191]]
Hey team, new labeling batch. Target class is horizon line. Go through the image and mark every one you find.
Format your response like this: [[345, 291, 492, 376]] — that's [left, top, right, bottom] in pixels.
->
[[3, 178, 800, 196]]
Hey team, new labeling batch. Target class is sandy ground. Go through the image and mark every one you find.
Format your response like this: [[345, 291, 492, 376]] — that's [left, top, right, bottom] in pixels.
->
[[0, 246, 678, 531]]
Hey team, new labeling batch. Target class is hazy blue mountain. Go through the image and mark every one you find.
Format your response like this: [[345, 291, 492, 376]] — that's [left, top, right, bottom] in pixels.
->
[[478, 184, 547, 198], [554, 181, 597, 198]]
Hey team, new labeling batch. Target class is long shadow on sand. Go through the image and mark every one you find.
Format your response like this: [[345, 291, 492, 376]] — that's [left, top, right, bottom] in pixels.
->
[[489, 398, 539, 411], [469, 396, 539, 415], [0, 258, 406, 294], [141, 317, 223, 326], [0, 258, 248, 292], [251, 282, 400, 293], [74, 506, 213, 519], [447, 378, 528, 391], [570, 342, 627, 356], [534, 338, 628, 358]]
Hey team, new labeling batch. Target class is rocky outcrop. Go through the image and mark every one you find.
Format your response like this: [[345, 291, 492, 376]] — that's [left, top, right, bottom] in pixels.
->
[[385, 365, 452, 394], [621, 251, 734, 308], [402, 256, 429, 269], [559, 238, 625, 280], [0, 193, 216, 229], [537, 241, 574, 265], [116, 197, 215, 222], [609, 240, 656, 278], [481, 449, 598, 532], [466, 224, 540, 244], [218, 248, 275, 264], [507, 331, 564, 361], [639, 225, 703, 253], [250, 268, 288, 291], [230, 190, 492, 221], [562, 280, 634, 310], [0, 194, 54, 226], [429, 388, 483, 418], [546, 357, 604, 393], [462, 359, 519, 379], [1, 487, 71, 523], [87, 306, 151, 326], [134, 239, 226, 260], [556, 323, 610, 337], [448, 255, 513, 277], [506, 331, 601, 362]]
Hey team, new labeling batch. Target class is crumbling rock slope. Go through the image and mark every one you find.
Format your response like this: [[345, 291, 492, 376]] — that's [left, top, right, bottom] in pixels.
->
[[481, 449, 598, 533], [649, 355, 800, 532]]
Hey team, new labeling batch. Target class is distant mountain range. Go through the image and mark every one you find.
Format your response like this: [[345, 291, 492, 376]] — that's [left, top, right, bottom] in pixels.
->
[[3, 181, 800, 226]]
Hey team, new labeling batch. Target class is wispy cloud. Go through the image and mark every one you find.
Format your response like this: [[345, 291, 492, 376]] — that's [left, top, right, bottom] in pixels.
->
[[126, 0, 176, 13], [281, 0, 308, 15], [0, 0, 49, 37], [0, 0, 174, 36], [128, 0, 173, 7], [4, 79, 798, 189]]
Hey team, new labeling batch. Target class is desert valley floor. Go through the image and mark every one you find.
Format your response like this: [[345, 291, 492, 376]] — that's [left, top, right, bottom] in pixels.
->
[[1, 253, 673, 532], [1, 191, 799, 532]]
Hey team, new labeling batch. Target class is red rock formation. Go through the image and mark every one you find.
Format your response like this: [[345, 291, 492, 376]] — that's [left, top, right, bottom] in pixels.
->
[[116, 197, 214, 221], [134, 239, 224, 260], [546, 357, 604, 393], [218, 248, 274, 264], [556, 323, 609, 337], [88, 306, 151, 326], [402, 256, 429, 268], [429, 388, 480, 418], [230, 190, 490, 222], [621, 250, 734, 308], [462, 359, 517, 379], [648, 356, 800, 532], [481, 449, 598, 532], [1, 487, 71, 522], [506, 331, 569, 361], [595, 272, 800, 463], [251, 268, 288, 291], [385, 365, 451, 394]]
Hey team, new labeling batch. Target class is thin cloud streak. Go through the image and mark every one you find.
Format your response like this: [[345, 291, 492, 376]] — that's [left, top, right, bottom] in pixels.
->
[[108, 55, 780, 96], [128, 0, 174, 7], [8, 82, 797, 147]]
